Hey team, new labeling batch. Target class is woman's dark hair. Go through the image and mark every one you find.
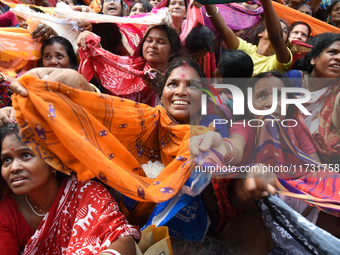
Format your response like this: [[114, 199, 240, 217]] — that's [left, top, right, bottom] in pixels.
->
[[185, 25, 214, 54], [0, 123, 20, 153], [292, 33, 340, 73], [280, 19, 289, 44], [327, 0, 340, 16], [241, 70, 295, 120], [249, 19, 289, 45], [218, 49, 253, 78], [158, 57, 205, 97], [289, 21, 311, 41], [295, 3, 314, 15], [92, 23, 122, 54], [37, 36, 77, 69], [0, 123, 64, 185], [247, 19, 266, 45], [166, 0, 188, 11], [139, 24, 182, 62], [0, 123, 20, 189], [129, 0, 152, 15], [100, 0, 124, 16]]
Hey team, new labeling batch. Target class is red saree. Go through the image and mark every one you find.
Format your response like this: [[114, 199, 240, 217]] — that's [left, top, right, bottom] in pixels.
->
[[24, 175, 141, 254], [78, 34, 158, 106]]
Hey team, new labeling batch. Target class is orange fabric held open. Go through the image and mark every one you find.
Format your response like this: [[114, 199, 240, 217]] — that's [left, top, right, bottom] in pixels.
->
[[12, 75, 211, 204]]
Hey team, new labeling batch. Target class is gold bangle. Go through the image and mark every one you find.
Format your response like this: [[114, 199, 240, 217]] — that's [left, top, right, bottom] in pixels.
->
[[90, 83, 101, 93]]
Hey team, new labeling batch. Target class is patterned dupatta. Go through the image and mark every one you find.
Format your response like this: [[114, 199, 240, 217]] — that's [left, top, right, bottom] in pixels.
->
[[253, 116, 340, 216], [202, 3, 263, 33], [210, 116, 340, 233], [12, 75, 195, 202], [295, 81, 340, 162], [78, 33, 158, 106], [12, 75, 222, 227], [24, 176, 140, 254]]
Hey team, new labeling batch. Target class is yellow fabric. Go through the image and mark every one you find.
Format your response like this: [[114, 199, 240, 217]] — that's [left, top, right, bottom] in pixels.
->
[[237, 37, 293, 75], [12, 75, 211, 204]]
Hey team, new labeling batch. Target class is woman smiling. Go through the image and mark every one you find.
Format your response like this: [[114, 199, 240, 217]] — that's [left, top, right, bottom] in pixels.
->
[[77, 24, 181, 106]]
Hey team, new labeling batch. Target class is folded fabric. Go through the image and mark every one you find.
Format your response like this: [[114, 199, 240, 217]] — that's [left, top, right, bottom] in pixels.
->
[[261, 195, 340, 255], [0, 26, 40, 71], [203, 3, 263, 32]]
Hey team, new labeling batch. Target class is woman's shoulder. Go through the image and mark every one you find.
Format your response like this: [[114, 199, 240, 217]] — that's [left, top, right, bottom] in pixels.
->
[[285, 70, 303, 79], [71, 176, 110, 195], [0, 193, 17, 213], [0, 194, 31, 230], [285, 70, 304, 88]]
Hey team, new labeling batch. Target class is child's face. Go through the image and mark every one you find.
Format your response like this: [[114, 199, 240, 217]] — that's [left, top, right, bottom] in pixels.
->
[[149, 0, 159, 7], [251, 77, 287, 121]]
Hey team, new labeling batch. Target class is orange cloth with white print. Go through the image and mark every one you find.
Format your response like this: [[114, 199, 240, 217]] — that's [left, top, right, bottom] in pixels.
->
[[11, 75, 214, 205]]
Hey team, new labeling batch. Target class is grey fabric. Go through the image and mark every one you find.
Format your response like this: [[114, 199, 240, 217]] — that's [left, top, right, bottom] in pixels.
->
[[258, 195, 340, 255]]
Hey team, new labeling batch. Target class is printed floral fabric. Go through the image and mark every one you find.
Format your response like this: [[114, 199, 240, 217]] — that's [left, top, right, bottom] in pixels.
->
[[23, 175, 141, 254]]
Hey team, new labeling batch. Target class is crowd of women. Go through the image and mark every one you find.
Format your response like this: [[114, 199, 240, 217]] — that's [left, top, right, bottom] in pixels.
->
[[1, 0, 340, 253]]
